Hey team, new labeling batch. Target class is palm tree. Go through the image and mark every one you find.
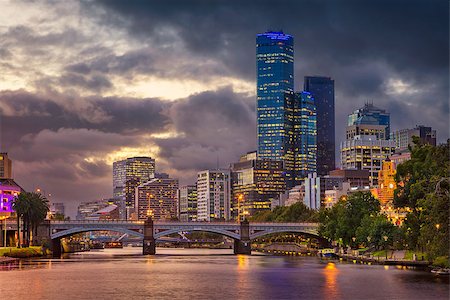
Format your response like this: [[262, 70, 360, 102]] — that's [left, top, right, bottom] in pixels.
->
[[12, 192, 49, 247]]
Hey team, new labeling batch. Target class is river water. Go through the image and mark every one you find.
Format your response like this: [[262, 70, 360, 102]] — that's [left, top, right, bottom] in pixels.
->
[[0, 248, 448, 299]]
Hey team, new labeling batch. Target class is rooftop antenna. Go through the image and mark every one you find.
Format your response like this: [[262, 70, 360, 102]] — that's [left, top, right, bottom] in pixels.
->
[[216, 153, 220, 170]]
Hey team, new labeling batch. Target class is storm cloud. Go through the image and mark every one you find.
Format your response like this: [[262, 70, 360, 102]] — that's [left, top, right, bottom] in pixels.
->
[[0, 0, 448, 216]]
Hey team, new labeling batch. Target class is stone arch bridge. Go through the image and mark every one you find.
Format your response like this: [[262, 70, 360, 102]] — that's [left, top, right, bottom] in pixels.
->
[[35, 219, 320, 257]]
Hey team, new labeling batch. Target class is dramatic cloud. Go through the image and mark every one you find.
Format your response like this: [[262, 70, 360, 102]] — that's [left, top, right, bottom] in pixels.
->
[[0, 0, 447, 216]]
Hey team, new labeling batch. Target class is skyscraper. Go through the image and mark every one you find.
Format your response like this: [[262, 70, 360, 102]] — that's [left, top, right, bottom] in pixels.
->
[[112, 157, 155, 213], [295, 91, 317, 181], [348, 102, 390, 138], [303, 76, 335, 176], [256, 31, 295, 185]]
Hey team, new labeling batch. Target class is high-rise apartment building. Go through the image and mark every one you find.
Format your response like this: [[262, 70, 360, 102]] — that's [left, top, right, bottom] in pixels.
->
[[113, 157, 155, 210], [135, 177, 179, 220], [196, 170, 231, 221], [230, 151, 285, 220], [303, 76, 335, 176], [256, 31, 295, 186], [348, 102, 390, 138], [178, 185, 197, 222], [0, 153, 12, 179], [390, 125, 436, 151]]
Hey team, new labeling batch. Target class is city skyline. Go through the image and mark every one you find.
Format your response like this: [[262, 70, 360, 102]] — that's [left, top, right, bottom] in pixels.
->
[[0, 0, 448, 216]]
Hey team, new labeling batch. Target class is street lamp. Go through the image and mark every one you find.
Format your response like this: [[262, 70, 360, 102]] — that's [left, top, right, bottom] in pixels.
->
[[352, 237, 356, 249], [435, 224, 440, 230]]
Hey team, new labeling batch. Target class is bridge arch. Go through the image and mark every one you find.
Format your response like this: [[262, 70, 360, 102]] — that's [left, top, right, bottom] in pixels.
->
[[51, 226, 144, 240], [154, 228, 240, 240], [250, 229, 320, 240]]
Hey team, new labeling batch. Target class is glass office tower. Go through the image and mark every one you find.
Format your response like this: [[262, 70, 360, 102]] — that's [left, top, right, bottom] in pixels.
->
[[256, 31, 294, 186], [303, 76, 335, 176], [295, 91, 317, 181]]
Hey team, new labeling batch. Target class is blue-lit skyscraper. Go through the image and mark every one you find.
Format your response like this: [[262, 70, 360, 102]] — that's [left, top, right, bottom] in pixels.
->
[[295, 91, 317, 181], [304, 76, 335, 176], [348, 102, 390, 138], [256, 31, 295, 186]]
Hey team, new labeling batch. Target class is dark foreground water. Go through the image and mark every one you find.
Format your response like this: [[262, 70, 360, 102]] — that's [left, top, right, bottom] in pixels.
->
[[0, 248, 448, 300]]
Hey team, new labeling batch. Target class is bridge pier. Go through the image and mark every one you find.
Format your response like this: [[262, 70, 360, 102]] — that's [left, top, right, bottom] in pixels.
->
[[234, 219, 251, 255], [143, 217, 156, 255], [52, 238, 62, 258]]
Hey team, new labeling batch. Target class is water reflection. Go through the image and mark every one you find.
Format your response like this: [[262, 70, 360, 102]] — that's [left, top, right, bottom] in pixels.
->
[[0, 249, 448, 300], [323, 262, 339, 299]]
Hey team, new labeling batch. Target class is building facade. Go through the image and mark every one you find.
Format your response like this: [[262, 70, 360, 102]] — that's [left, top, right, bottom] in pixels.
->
[[340, 135, 395, 186], [256, 31, 296, 186], [376, 159, 396, 205], [390, 125, 436, 151], [295, 91, 317, 181], [0, 153, 12, 179], [230, 151, 285, 220], [304, 173, 345, 210], [178, 185, 197, 222], [135, 177, 179, 220], [113, 157, 155, 210], [328, 169, 370, 188], [303, 76, 335, 176], [348, 102, 390, 138], [197, 170, 231, 221]]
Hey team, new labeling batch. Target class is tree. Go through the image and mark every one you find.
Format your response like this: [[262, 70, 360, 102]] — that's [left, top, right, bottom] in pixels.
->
[[394, 140, 449, 260], [250, 202, 318, 222], [13, 192, 49, 247], [319, 192, 380, 247]]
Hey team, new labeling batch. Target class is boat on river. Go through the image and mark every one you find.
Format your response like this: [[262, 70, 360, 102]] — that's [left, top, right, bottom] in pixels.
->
[[431, 268, 450, 275]]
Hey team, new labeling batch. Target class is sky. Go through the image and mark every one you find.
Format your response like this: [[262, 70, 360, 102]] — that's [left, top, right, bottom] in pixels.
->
[[0, 0, 448, 217]]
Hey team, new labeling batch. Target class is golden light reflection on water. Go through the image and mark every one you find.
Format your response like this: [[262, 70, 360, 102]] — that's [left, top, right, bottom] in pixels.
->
[[323, 262, 339, 299], [237, 254, 249, 270], [236, 255, 250, 300]]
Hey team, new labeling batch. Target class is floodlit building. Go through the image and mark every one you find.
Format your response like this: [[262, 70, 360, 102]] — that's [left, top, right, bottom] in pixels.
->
[[76, 200, 110, 220], [50, 203, 65, 216], [231, 151, 285, 220], [178, 185, 197, 222], [135, 177, 179, 220], [376, 159, 396, 205], [197, 170, 231, 221]]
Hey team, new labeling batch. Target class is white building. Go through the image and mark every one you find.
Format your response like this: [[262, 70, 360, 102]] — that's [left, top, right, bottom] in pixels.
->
[[304, 173, 345, 210], [324, 182, 351, 208], [196, 170, 231, 221], [284, 185, 305, 207]]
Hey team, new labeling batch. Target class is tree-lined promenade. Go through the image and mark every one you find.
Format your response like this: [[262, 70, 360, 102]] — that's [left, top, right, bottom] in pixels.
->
[[252, 140, 449, 267]]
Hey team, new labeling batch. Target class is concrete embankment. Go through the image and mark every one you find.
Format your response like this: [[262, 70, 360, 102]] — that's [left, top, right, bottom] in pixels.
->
[[253, 243, 318, 256]]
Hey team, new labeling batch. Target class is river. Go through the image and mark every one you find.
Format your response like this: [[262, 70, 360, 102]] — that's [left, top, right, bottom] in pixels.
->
[[0, 248, 448, 299]]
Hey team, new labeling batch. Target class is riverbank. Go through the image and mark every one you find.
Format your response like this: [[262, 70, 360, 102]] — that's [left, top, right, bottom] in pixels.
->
[[0, 246, 46, 258]]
